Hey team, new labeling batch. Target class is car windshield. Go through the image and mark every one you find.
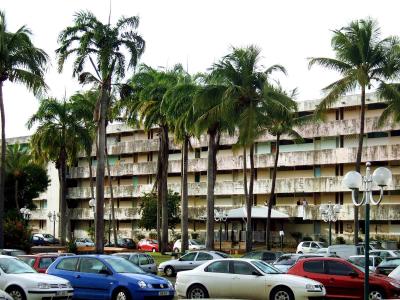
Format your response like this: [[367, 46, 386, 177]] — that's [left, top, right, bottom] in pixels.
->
[[274, 255, 299, 265], [150, 240, 157, 244], [190, 240, 200, 245], [43, 234, 53, 238], [252, 260, 282, 274], [215, 251, 229, 258], [104, 258, 145, 274], [18, 257, 35, 267], [380, 259, 400, 266], [393, 251, 400, 256], [0, 258, 36, 274]]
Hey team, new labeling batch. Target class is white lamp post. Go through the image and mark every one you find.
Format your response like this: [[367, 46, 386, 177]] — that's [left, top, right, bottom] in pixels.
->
[[343, 162, 391, 300], [20, 206, 32, 225], [214, 209, 228, 251], [319, 202, 341, 246], [47, 211, 60, 238]]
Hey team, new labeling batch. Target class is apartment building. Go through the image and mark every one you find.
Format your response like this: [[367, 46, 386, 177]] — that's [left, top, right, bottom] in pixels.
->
[[23, 93, 400, 245]]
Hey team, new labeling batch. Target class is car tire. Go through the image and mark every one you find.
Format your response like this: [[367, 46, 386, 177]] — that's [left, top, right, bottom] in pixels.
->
[[6, 286, 26, 300], [369, 288, 385, 300], [270, 286, 294, 300], [297, 251, 303, 254], [112, 288, 131, 300], [173, 248, 180, 253], [187, 284, 209, 299], [164, 266, 176, 277]]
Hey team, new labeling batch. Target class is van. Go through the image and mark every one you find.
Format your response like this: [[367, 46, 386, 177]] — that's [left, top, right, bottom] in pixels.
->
[[327, 244, 364, 259]]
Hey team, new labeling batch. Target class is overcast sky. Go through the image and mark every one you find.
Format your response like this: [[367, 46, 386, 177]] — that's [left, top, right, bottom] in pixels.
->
[[2, 0, 400, 138]]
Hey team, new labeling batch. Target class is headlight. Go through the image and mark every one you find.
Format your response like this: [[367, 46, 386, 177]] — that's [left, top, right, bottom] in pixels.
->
[[306, 284, 322, 292], [167, 280, 174, 289], [138, 280, 147, 289], [390, 282, 400, 289], [38, 282, 51, 289], [66, 282, 73, 289]]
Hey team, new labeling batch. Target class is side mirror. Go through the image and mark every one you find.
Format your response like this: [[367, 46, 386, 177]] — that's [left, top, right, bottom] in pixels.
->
[[99, 269, 112, 276], [348, 271, 358, 277]]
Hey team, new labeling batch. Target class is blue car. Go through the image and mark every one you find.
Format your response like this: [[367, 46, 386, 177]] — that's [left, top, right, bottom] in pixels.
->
[[47, 255, 175, 300]]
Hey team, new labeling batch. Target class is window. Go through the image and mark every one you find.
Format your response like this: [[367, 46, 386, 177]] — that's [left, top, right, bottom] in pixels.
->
[[56, 258, 78, 271], [196, 253, 213, 261], [78, 258, 107, 274], [311, 242, 320, 248], [139, 255, 149, 265], [195, 149, 201, 158], [205, 261, 229, 273], [130, 255, 139, 265], [146, 255, 154, 264], [180, 252, 197, 262], [233, 261, 256, 275], [302, 242, 310, 247], [326, 261, 353, 276], [263, 252, 276, 261], [194, 172, 200, 183], [39, 257, 55, 269], [304, 261, 324, 274]]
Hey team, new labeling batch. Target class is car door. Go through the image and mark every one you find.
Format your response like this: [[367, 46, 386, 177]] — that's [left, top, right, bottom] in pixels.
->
[[176, 252, 198, 271], [51, 257, 79, 287], [325, 260, 363, 298], [302, 242, 311, 253], [201, 260, 232, 298], [75, 257, 113, 299], [139, 254, 153, 273], [310, 242, 320, 253], [231, 261, 266, 300]]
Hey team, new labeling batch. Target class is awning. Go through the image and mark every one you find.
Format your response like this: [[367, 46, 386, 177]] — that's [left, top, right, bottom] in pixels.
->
[[226, 206, 289, 219]]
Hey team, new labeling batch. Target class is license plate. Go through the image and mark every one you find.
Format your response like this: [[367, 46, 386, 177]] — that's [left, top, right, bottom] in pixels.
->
[[56, 291, 68, 296], [159, 291, 169, 296]]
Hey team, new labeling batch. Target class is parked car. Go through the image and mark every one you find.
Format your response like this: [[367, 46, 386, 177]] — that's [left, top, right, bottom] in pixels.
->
[[348, 255, 382, 272], [105, 238, 136, 249], [242, 250, 283, 263], [288, 256, 400, 299], [173, 239, 206, 252], [138, 239, 159, 252], [0, 249, 26, 257], [175, 258, 326, 299], [296, 241, 326, 253], [47, 255, 174, 300], [31, 235, 48, 246], [0, 255, 73, 300], [272, 253, 323, 273], [18, 253, 76, 273], [0, 290, 12, 300], [327, 244, 364, 259], [389, 265, 400, 281], [158, 250, 229, 276], [358, 241, 384, 251], [112, 252, 157, 274], [375, 257, 400, 275], [32, 233, 59, 245], [75, 238, 95, 247], [370, 249, 400, 259]]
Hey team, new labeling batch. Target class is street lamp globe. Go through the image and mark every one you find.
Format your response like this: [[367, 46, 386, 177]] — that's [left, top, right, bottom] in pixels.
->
[[89, 199, 96, 208], [343, 171, 362, 189], [372, 167, 392, 187]]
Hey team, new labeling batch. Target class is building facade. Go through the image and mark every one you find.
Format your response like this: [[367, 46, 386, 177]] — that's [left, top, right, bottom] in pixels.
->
[[24, 93, 400, 246]]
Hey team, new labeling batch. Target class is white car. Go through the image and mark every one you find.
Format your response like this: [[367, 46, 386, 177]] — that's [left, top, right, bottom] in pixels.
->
[[74, 238, 94, 247], [0, 255, 73, 300], [348, 255, 382, 272], [173, 239, 206, 252], [296, 241, 326, 253], [175, 258, 326, 300], [370, 249, 400, 259], [389, 264, 400, 281]]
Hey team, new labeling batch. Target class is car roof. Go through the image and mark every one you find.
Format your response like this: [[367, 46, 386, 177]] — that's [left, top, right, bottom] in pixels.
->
[[299, 256, 348, 262], [349, 255, 379, 258]]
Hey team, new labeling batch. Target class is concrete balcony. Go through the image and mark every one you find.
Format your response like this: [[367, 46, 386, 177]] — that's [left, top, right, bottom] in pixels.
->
[[68, 208, 141, 220], [30, 209, 49, 220], [69, 144, 400, 179], [67, 174, 400, 199]]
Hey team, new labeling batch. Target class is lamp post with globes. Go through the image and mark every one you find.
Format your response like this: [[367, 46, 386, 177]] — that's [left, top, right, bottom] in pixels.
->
[[47, 211, 60, 238], [20, 206, 32, 225], [319, 202, 341, 246], [343, 162, 392, 300], [214, 209, 228, 251]]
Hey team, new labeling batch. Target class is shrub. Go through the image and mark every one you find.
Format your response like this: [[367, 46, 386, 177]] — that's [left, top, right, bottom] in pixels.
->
[[335, 236, 346, 244], [66, 240, 78, 254], [4, 217, 31, 253], [302, 236, 313, 241], [318, 237, 327, 243], [136, 233, 145, 241], [149, 232, 158, 240], [191, 232, 199, 240]]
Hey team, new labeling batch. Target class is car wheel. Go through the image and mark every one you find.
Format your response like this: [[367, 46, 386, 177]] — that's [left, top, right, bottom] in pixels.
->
[[164, 266, 175, 277], [173, 248, 180, 253], [187, 284, 209, 299], [6, 286, 26, 300], [297, 251, 303, 254], [113, 288, 131, 300], [369, 289, 385, 300], [270, 286, 294, 300]]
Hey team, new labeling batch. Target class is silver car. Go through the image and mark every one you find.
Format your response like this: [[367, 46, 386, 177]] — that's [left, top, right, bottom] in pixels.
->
[[112, 252, 157, 274], [158, 250, 229, 276]]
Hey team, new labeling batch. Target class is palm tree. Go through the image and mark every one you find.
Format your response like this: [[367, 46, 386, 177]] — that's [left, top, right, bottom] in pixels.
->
[[5, 143, 31, 209], [27, 97, 91, 245], [56, 10, 145, 253], [263, 85, 303, 249], [377, 83, 400, 126], [161, 72, 199, 252], [0, 10, 48, 248], [121, 64, 183, 252], [209, 45, 286, 251], [308, 18, 400, 244]]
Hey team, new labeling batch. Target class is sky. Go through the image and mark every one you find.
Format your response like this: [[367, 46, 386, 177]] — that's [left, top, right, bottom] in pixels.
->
[[2, 0, 400, 138]]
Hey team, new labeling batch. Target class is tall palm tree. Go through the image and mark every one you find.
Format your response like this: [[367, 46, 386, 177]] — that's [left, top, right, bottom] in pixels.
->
[[308, 18, 400, 244], [5, 143, 31, 209], [377, 83, 400, 126], [161, 72, 199, 252], [56, 10, 145, 253], [263, 85, 303, 249], [0, 10, 48, 248], [121, 64, 183, 252], [27, 97, 91, 245], [209, 45, 286, 251]]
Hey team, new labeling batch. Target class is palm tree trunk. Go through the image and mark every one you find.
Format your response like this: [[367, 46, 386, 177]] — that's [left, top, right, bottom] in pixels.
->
[[243, 147, 250, 251], [105, 144, 117, 246], [95, 86, 108, 254], [246, 144, 254, 252], [353, 86, 366, 245], [59, 147, 67, 245], [181, 135, 189, 253], [266, 135, 280, 250], [156, 140, 162, 250], [160, 125, 169, 253], [206, 129, 218, 250], [15, 179, 19, 210], [0, 81, 5, 248], [88, 156, 94, 200]]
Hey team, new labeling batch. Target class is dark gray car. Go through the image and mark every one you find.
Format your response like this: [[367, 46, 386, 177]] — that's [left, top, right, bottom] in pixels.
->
[[112, 252, 157, 274]]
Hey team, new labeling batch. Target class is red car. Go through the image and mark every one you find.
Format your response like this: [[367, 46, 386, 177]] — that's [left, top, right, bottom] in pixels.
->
[[137, 239, 159, 252], [288, 257, 400, 299], [18, 253, 75, 273]]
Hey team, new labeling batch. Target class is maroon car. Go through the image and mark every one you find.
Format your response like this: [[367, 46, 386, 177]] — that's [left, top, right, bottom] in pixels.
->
[[18, 253, 75, 273], [288, 257, 400, 299]]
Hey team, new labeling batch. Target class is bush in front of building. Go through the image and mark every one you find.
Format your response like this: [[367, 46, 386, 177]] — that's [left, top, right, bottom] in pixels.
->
[[335, 236, 346, 244], [302, 236, 313, 241], [4, 213, 31, 253]]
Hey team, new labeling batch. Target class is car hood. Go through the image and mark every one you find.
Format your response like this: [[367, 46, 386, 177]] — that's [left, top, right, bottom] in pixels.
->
[[120, 273, 170, 284], [9, 273, 69, 284], [266, 274, 323, 286], [372, 273, 400, 284]]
